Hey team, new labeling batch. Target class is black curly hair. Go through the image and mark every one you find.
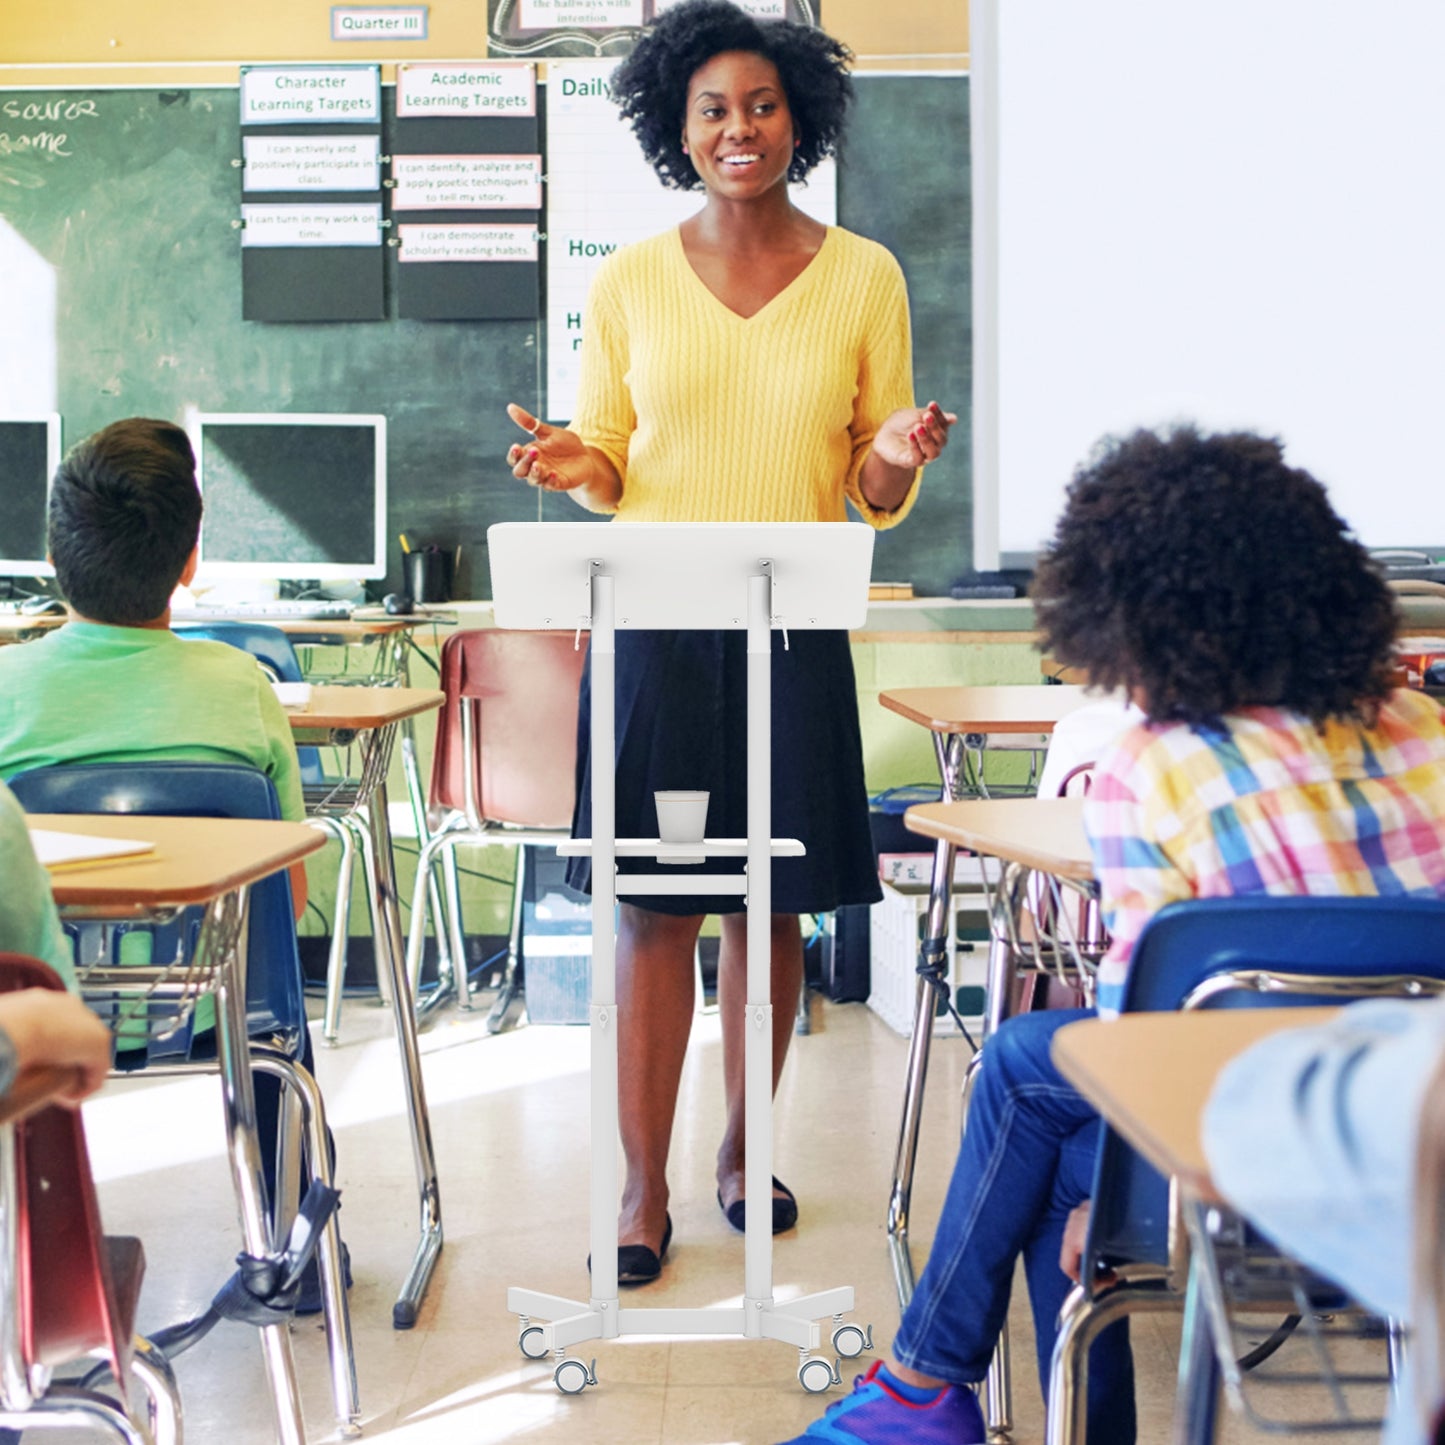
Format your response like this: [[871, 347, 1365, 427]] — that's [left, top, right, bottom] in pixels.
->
[[1030, 425, 1399, 726], [609, 0, 853, 190]]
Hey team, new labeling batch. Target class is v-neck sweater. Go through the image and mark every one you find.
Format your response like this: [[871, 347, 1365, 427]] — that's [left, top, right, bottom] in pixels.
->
[[570, 225, 921, 528]]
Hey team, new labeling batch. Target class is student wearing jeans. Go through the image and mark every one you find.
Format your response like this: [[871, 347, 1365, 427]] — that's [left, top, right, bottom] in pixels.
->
[[781, 425, 1445, 1444]]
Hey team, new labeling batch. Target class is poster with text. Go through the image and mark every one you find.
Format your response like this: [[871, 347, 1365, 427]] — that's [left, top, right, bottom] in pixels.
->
[[486, 0, 818, 58], [543, 59, 834, 421]]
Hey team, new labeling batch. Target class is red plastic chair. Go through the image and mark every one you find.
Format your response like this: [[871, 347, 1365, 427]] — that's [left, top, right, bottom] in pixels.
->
[[406, 629, 586, 1032], [0, 954, 181, 1444]]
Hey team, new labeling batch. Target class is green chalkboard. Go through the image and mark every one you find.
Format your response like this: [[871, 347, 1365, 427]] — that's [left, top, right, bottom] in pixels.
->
[[843, 75, 970, 597], [0, 76, 968, 597]]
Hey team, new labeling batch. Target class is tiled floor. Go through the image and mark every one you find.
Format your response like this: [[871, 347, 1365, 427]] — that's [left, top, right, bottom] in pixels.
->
[[71, 991, 1386, 1443]]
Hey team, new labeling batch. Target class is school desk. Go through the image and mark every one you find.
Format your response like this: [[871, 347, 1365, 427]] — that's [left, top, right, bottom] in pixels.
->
[[1051, 1006, 1356, 1443], [31, 812, 342, 1445], [284, 683, 445, 1329], [1051, 1007, 1336, 1202], [872, 688, 1091, 1307], [889, 796, 1097, 1436]]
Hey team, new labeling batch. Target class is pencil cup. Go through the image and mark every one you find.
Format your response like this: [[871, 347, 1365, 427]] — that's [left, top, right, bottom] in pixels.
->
[[405, 548, 454, 604], [655, 790, 708, 864]]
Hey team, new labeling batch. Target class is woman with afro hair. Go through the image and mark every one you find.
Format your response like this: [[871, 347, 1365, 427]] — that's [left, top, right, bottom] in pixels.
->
[[781, 425, 1445, 1444], [503, 0, 955, 1286]]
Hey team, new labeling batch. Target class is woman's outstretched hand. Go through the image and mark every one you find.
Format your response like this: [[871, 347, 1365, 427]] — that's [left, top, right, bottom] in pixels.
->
[[505, 403, 594, 492], [872, 400, 957, 470]]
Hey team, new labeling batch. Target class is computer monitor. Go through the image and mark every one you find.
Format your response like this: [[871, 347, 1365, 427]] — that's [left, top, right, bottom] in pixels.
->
[[190, 412, 388, 582], [0, 414, 60, 580]]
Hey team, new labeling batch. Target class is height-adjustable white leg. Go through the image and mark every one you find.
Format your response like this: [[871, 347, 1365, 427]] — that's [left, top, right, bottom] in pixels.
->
[[588, 569, 619, 1324], [745, 570, 774, 1329]]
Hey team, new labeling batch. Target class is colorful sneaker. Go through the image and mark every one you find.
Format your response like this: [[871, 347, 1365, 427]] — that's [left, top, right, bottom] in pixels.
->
[[776, 1360, 986, 1444]]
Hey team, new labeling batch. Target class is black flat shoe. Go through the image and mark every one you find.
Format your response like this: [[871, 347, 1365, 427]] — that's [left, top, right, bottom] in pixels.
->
[[717, 1176, 799, 1236], [589, 1214, 673, 1287]]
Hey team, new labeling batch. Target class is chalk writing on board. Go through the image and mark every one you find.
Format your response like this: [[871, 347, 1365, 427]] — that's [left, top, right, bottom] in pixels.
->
[[1, 98, 99, 122], [0, 96, 101, 162]]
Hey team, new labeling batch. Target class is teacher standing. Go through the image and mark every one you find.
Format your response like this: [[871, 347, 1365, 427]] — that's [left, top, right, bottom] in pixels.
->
[[505, 0, 954, 1285]]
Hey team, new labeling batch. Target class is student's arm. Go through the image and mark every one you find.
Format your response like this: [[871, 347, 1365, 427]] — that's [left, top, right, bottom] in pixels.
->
[[1202, 998, 1445, 1328], [0, 989, 112, 1106]]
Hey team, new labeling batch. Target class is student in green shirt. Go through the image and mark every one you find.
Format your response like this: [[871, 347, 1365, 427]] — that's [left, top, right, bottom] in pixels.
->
[[0, 418, 340, 1309], [0, 418, 306, 847]]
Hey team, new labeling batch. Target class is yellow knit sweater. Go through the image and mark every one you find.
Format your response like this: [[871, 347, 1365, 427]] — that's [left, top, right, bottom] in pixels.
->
[[570, 225, 920, 530]]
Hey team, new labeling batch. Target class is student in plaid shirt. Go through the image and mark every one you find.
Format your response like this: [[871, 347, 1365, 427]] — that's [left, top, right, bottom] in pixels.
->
[[780, 426, 1445, 1445]]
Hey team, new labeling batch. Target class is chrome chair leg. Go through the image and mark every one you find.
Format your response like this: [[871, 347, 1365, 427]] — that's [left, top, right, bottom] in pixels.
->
[[485, 853, 528, 1034], [318, 819, 355, 1047], [130, 1336, 184, 1445], [350, 812, 386, 1005], [273, 1087, 304, 1243], [984, 1333, 1013, 1441], [454, 844, 484, 1013], [1, 1389, 153, 1442], [407, 828, 464, 1024], [401, 728, 458, 991], [1387, 1317, 1408, 1404], [441, 846, 469, 1007], [252, 1052, 361, 1438], [1173, 1257, 1222, 1445], [1046, 1283, 1178, 1445]]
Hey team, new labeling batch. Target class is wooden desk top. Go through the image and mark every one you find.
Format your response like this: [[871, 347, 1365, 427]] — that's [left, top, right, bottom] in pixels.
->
[[904, 797, 1093, 881], [880, 684, 1091, 735], [0, 613, 447, 643], [30, 814, 325, 909], [1052, 1008, 1340, 1200], [271, 613, 448, 639], [283, 685, 443, 731]]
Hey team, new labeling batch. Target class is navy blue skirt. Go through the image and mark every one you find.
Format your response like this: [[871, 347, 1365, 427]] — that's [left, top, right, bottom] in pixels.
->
[[566, 629, 882, 916]]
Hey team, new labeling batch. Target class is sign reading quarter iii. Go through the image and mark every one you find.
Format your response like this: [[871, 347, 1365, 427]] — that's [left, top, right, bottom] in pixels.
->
[[331, 6, 429, 41]]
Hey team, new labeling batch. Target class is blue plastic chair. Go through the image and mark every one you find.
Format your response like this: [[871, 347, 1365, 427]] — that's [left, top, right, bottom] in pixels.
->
[[1046, 895, 1445, 1444], [172, 622, 377, 1043], [9, 762, 306, 1057], [170, 623, 320, 782], [6, 761, 359, 1431]]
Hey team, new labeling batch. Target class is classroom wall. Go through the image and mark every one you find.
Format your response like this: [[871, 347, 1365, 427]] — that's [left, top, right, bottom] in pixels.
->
[[0, 0, 967, 80]]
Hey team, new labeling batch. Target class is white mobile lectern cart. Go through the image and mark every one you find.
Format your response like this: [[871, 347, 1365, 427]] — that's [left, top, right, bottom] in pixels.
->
[[491, 521, 875, 1396]]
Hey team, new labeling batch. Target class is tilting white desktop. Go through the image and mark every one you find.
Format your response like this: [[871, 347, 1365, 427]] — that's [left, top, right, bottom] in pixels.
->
[[491, 521, 876, 1396]]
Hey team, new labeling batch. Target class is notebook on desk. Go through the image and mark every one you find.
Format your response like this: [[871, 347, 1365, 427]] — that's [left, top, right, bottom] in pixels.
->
[[29, 829, 156, 872]]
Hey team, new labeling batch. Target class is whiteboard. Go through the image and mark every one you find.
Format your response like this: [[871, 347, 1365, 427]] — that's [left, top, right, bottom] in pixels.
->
[[972, 0, 1445, 569], [544, 61, 835, 423]]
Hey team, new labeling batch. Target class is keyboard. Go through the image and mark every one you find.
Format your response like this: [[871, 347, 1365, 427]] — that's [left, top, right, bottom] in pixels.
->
[[171, 599, 355, 622]]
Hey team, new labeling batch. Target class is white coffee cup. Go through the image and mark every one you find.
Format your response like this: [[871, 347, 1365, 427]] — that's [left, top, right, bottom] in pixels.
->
[[655, 790, 709, 849]]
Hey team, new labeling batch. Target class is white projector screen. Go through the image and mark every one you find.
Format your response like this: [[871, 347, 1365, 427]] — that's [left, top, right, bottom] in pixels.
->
[[972, 0, 1445, 570]]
